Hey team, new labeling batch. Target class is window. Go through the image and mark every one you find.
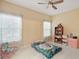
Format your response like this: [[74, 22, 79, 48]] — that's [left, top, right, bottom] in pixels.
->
[[0, 13, 22, 43], [43, 21, 52, 38]]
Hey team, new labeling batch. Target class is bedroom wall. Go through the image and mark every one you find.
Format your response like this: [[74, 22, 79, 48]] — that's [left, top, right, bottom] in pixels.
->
[[52, 8, 79, 38], [0, 1, 51, 47]]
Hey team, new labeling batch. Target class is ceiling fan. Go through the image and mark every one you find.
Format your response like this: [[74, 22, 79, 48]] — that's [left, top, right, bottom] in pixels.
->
[[38, 0, 63, 10]]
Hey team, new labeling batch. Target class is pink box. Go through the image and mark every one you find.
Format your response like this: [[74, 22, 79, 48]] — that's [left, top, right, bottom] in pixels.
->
[[68, 38, 79, 48]]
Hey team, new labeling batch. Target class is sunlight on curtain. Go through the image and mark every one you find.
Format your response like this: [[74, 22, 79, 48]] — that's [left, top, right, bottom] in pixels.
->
[[0, 13, 22, 43], [43, 21, 51, 38]]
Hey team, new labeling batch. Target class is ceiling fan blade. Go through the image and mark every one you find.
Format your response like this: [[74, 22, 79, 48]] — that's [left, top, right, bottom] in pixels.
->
[[52, 5, 57, 9], [38, 2, 48, 4], [51, 0, 63, 4]]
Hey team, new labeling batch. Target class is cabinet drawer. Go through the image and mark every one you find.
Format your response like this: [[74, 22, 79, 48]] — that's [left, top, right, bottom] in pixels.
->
[[68, 39, 78, 48]]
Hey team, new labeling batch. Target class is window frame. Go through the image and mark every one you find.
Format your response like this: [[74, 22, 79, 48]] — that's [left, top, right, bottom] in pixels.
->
[[43, 20, 52, 38], [0, 12, 23, 43]]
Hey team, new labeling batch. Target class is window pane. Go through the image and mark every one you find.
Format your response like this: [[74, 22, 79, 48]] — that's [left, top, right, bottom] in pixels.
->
[[0, 13, 22, 43], [43, 21, 51, 37], [44, 30, 51, 37], [44, 21, 51, 29]]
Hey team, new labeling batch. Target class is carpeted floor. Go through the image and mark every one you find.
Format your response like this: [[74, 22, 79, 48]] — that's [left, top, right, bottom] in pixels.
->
[[11, 44, 79, 59]]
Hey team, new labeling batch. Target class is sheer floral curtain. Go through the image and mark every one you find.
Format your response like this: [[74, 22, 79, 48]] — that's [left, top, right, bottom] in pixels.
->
[[43, 21, 51, 37], [0, 13, 22, 43], [0, 13, 22, 59], [43, 21, 52, 41]]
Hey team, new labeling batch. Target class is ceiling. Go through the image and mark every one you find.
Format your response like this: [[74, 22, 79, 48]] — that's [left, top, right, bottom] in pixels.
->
[[5, 0, 79, 16]]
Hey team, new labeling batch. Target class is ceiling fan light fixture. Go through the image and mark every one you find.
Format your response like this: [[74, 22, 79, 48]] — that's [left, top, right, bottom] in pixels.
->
[[51, 0, 63, 4]]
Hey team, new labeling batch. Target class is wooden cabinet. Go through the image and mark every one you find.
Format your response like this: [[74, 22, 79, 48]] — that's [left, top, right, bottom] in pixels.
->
[[54, 24, 63, 43], [68, 38, 79, 48]]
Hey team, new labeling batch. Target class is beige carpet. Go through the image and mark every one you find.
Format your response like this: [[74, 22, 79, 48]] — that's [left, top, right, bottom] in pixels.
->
[[11, 44, 79, 59], [11, 46, 47, 59]]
